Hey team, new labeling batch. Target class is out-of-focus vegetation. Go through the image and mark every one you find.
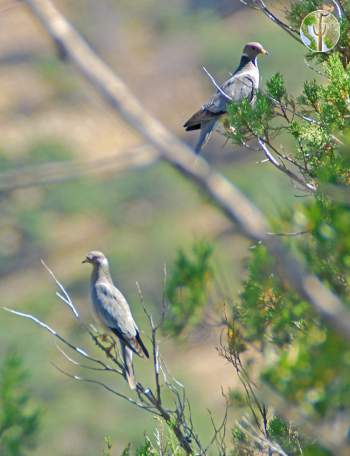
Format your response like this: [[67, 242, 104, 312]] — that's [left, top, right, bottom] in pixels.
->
[[164, 240, 214, 336], [0, 352, 40, 456], [1, 0, 349, 454]]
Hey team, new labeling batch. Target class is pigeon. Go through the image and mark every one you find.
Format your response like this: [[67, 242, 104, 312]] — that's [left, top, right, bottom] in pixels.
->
[[184, 42, 268, 154], [83, 250, 149, 390]]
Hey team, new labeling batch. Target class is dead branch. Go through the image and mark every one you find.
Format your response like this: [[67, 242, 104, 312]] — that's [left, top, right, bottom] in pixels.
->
[[258, 138, 317, 193], [239, 0, 301, 44], [0, 145, 158, 192]]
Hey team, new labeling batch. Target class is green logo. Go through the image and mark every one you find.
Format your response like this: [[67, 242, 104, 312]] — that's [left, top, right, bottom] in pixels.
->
[[300, 10, 340, 52]]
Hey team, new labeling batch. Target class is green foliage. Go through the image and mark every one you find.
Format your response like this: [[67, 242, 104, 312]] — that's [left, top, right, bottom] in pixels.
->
[[0, 351, 41, 456], [267, 416, 330, 456], [293, 54, 350, 183], [227, 92, 273, 143], [136, 441, 154, 456], [121, 443, 131, 455], [120, 425, 185, 456], [231, 425, 252, 455], [103, 435, 113, 456], [234, 244, 309, 348], [120, 441, 155, 456], [266, 72, 286, 101], [164, 240, 213, 336], [287, 0, 323, 27]]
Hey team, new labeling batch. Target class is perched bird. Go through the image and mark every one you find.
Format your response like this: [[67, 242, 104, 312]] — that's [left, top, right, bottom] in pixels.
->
[[83, 250, 149, 390], [184, 42, 268, 154]]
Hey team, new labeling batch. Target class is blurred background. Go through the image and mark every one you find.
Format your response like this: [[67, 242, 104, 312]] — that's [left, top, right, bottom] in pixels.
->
[[0, 0, 315, 454]]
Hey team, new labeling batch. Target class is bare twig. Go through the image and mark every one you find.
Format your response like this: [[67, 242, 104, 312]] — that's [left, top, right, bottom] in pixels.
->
[[52, 363, 155, 412], [258, 138, 317, 193], [267, 230, 310, 237], [41, 259, 79, 318], [2, 307, 115, 371], [237, 417, 288, 456], [202, 66, 232, 101], [136, 282, 162, 405], [240, 0, 301, 44], [0, 145, 157, 192], [205, 399, 228, 455]]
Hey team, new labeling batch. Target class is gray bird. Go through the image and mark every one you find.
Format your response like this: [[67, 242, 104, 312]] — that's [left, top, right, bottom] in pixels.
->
[[83, 250, 149, 390], [184, 42, 268, 154]]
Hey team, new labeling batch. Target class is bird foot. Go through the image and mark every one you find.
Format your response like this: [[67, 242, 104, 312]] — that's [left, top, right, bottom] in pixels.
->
[[94, 333, 117, 356]]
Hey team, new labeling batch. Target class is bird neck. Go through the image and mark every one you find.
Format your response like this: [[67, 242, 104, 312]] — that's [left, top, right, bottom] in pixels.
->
[[236, 55, 257, 72], [91, 263, 112, 284]]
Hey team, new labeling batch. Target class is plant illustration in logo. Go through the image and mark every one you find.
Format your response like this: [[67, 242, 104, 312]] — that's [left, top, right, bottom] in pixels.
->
[[300, 9, 340, 52]]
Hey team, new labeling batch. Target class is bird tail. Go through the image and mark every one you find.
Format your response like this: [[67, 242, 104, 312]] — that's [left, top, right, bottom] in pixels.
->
[[194, 119, 217, 154], [110, 327, 149, 359], [121, 343, 136, 390]]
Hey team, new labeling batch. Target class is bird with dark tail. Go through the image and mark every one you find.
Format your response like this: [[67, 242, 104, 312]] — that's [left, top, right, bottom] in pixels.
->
[[83, 250, 149, 390], [184, 42, 268, 154]]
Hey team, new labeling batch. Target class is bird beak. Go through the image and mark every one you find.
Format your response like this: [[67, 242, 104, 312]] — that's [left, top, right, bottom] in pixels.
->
[[82, 258, 88, 264], [261, 48, 269, 56]]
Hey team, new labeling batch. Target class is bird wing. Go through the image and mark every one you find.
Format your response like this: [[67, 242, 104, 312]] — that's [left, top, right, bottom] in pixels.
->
[[93, 282, 149, 358], [208, 72, 257, 109], [184, 72, 258, 131]]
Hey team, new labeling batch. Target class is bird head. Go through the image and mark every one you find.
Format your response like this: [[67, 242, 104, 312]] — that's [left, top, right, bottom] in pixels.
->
[[82, 250, 108, 267], [243, 42, 269, 60]]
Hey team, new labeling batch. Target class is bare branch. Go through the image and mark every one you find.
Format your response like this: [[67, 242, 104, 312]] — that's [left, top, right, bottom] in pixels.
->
[[0, 145, 158, 192], [267, 230, 310, 237], [41, 259, 79, 319], [2, 307, 114, 371], [202, 66, 232, 101], [258, 138, 317, 193], [136, 282, 162, 405], [332, 0, 344, 18], [237, 417, 289, 456], [240, 0, 301, 43], [52, 363, 155, 413], [55, 343, 119, 373]]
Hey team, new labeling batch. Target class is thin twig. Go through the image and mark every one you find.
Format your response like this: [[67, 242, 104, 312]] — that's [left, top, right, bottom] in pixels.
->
[[258, 138, 317, 193], [202, 66, 232, 101], [0, 145, 158, 192], [2, 307, 112, 370], [52, 363, 157, 413], [240, 0, 301, 44], [41, 259, 79, 318], [237, 417, 289, 456], [267, 230, 309, 237]]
